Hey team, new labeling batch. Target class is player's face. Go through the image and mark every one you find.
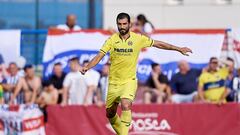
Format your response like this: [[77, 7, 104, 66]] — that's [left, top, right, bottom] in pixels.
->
[[117, 18, 130, 36]]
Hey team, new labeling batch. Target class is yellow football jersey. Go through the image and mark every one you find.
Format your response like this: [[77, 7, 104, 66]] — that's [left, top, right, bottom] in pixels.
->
[[100, 32, 154, 84], [199, 67, 229, 102]]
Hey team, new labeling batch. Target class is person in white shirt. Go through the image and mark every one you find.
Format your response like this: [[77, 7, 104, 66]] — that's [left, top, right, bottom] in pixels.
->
[[94, 63, 110, 107], [135, 14, 154, 35], [62, 57, 89, 105], [57, 14, 81, 31], [82, 60, 100, 105]]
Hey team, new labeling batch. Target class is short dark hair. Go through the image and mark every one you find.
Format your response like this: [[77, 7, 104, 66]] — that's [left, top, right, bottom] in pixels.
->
[[151, 63, 159, 69], [69, 57, 79, 63], [137, 14, 147, 23], [23, 64, 33, 71], [43, 80, 53, 87], [9, 62, 17, 67], [83, 60, 89, 65], [209, 57, 218, 63], [116, 12, 130, 23], [54, 62, 62, 66], [227, 57, 234, 62]]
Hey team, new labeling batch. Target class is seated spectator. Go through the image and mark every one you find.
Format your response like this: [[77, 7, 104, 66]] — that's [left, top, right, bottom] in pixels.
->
[[36, 82, 58, 108], [56, 14, 81, 31], [134, 14, 154, 35], [0, 53, 6, 82], [198, 57, 229, 104], [62, 57, 89, 105], [48, 62, 66, 103], [95, 63, 110, 106], [143, 63, 171, 104], [170, 60, 201, 103], [224, 57, 238, 102], [0, 84, 3, 104], [82, 60, 100, 103], [232, 68, 240, 102], [1, 62, 21, 104], [10, 65, 42, 104]]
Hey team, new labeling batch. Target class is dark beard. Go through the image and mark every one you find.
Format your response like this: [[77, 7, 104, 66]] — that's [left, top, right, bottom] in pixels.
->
[[119, 28, 129, 36]]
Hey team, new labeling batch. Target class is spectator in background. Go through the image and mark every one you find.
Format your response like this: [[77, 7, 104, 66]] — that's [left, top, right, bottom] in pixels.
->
[[48, 62, 66, 103], [15, 56, 27, 77], [143, 63, 171, 104], [1, 62, 21, 104], [0, 54, 7, 83], [82, 60, 100, 105], [225, 57, 238, 102], [57, 14, 81, 31], [0, 54, 4, 65], [135, 14, 154, 35], [0, 84, 3, 104], [95, 63, 110, 106], [232, 68, 240, 102], [36, 81, 58, 108], [170, 60, 201, 103], [62, 57, 89, 105], [198, 57, 229, 104], [36, 81, 58, 122], [10, 65, 42, 104]]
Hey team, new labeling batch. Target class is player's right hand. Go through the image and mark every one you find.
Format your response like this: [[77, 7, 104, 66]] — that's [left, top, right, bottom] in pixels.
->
[[79, 67, 88, 75]]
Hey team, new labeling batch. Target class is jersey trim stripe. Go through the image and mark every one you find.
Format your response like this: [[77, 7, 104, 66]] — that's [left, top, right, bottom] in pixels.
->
[[100, 49, 106, 54]]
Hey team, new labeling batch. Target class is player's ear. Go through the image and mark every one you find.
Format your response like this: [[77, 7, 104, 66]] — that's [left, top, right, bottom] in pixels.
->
[[129, 22, 132, 28]]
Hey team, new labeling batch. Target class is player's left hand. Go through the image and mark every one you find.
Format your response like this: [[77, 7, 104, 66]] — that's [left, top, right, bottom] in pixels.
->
[[79, 66, 88, 75], [179, 47, 192, 56]]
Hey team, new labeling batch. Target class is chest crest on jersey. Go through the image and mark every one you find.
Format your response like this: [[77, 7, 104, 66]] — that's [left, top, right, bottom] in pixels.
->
[[128, 41, 133, 46]]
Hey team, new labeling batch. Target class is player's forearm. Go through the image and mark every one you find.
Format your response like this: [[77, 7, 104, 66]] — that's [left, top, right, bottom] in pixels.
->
[[153, 40, 181, 52], [86, 54, 103, 70]]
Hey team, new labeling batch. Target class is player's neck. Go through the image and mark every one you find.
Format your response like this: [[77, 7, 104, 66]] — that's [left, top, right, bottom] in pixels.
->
[[119, 32, 130, 40]]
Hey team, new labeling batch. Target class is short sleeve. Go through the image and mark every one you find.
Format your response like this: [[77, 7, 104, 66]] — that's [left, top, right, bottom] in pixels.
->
[[63, 74, 71, 87], [100, 38, 112, 55], [141, 35, 154, 48]]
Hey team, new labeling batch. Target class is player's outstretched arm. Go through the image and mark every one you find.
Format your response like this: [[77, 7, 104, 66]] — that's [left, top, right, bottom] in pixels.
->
[[79, 52, 105, 74], [153, 40, 192, 56]]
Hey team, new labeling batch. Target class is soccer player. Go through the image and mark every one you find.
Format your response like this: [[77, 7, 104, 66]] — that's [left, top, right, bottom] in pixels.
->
[[80, 12, 192, 135]]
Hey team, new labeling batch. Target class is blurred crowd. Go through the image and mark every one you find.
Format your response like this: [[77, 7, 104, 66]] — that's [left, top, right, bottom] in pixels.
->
[[1, 14, 240, 123], [0, 56, 240, 107]]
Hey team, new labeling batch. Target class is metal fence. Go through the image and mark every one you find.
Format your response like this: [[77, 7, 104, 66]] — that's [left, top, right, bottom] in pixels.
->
[[21, 29, 47, 65]]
